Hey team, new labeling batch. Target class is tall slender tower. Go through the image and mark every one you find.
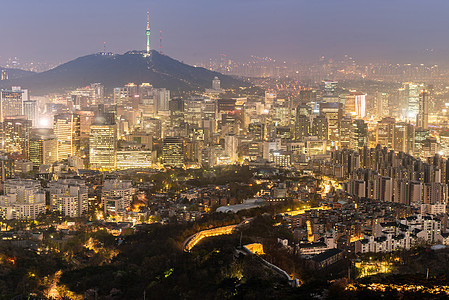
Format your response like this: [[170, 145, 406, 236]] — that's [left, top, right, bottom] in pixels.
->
[[146, 11, 151, 53]]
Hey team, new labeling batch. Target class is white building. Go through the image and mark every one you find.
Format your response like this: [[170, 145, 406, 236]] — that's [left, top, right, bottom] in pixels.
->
[[49, 179, 88, 217], [0, 179, 45, 220], [102, 179, 133, 215], [356, 214, 444, 253]]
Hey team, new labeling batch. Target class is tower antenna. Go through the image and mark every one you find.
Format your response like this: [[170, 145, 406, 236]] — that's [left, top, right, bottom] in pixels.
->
[[146, 11, 151, 53], [103, 42, 106, 53]]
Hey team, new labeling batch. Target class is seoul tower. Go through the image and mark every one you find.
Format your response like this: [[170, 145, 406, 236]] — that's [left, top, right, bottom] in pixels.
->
[[146, 11, 151, 54]]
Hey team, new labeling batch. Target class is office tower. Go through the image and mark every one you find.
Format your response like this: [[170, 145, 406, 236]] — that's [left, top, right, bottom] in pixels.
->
[[0, 155, 14, 182], [89, 121, 117, 171], [393, 122, 409, 153], [116, 149, 154, 169], [414, 129, 429, 158], [29, 129, 58, 167], [375, 92, 389, 118], [421, 136, 438, 160], [322, 80, 339, 102], [154, 88, 170, 113], [440, 131, 449, 157], [0, 86, 27, 122], [0, 117, 32, 158], [49, 179, 88, 217], [312, 115, 328, 141], [404, 83, 424, 120], [162, 137, 184, 167], [139, 83, 155, 113], [248, 122, 265, 141], [295, 114, 310, 141], [53, 113, 81, 160], [339, 115, 354, 149], [319, 102, 342, 142], [183, 99, 203, 128], [212, 76, 221, 90], [345, 91, 366, 118], [353, 119, 368, 149], [417, 89, 429, 130], [265, 90, 277, 104], [113, 87, 130, 105], [376, 117, 396, 149], [23, 100, 38, 127], [77, 110, 95, 139], [271, 101, 290, 127], [405, 123, 415, 155], [225, 134, 238, 163]]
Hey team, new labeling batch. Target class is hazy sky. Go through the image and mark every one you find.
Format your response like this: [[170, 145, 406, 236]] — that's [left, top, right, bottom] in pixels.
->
[[1, 0, 449, 66]]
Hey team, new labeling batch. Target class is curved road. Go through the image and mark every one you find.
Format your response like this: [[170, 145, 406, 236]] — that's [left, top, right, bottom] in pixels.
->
[[183, 218, 252, 252]]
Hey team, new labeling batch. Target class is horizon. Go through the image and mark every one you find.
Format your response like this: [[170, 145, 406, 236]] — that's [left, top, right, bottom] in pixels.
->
[[1, 0, 449, 69]]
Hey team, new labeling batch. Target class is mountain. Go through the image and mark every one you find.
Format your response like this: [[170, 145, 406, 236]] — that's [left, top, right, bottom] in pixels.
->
[[0, 50, 248, 95], [0, 67, 35, 80]]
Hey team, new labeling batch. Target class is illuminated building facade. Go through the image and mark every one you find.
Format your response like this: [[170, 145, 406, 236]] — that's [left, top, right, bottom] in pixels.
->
[[162, 137, 184, 167], [0, 87, 27, 122], [53, 113, 81, 160], [29, 129, 58, 167], [49, 179, 88, 217], [0, 117, 31, 158], [89, 123, 117, 170]]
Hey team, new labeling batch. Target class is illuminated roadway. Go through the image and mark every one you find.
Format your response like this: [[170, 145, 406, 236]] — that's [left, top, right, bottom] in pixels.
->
[[183, 219, 252, 252], [183, 206, 332, 252]]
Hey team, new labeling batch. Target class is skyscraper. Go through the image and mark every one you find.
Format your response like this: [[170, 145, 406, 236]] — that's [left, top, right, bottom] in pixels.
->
[[295, 114, 310, 141], [29, 129, 58, 167], [0, 117, 31, 158], [404, 83, 424, 120], [53, 113, 81, 160], [319, 102, 342, 142], [23, 100, 38, 127], [162, 137, 184, 167], [89, 122, 117, 171], [417, 89, 429, 130], [0, 87, 27, 122], [322, 80, 339, 103], [312, 115, 328, 141], [155, 88, 170, 113], [345, 91, 366, 118]]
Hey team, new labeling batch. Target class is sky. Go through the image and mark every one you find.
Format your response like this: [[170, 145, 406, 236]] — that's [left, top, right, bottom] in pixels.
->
[[1, 0, 449, 66]]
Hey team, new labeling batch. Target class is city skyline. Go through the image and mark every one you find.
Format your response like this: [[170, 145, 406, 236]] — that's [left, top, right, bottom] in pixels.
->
[[2, 0, 449, 67]]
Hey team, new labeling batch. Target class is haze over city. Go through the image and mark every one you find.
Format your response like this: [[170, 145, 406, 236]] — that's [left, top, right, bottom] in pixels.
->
[[2, 0, 449, 66], [3, 1, 449, 299]]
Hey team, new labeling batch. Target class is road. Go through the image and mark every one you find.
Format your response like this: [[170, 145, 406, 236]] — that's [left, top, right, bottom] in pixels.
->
[[183, 218, 252, 252]]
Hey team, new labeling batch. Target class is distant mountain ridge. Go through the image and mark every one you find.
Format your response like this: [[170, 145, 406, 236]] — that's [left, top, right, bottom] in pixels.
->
[[0, 50, 248, 95], [0, 67, 35, 81]]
